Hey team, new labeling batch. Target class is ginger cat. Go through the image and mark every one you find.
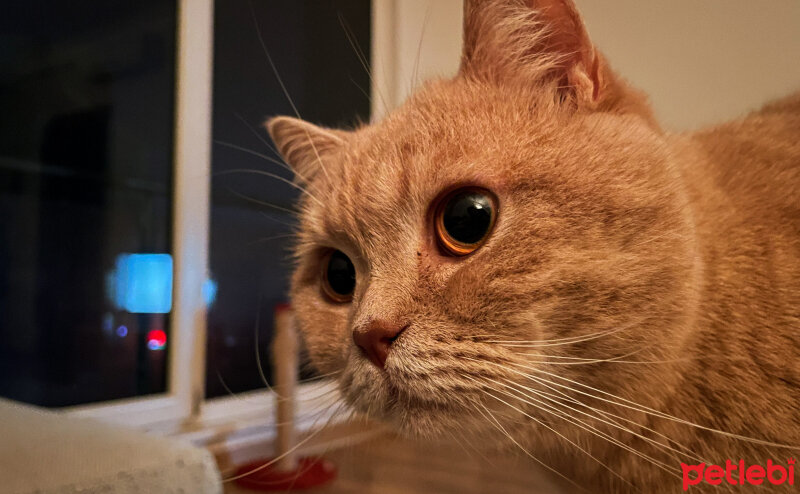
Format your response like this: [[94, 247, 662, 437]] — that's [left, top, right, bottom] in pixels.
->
[[267, 1, 800, 491]]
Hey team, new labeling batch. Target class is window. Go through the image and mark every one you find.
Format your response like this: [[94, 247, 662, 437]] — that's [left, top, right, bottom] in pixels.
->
[[0, 0, 178, 407], [0, 0, 375, 434]]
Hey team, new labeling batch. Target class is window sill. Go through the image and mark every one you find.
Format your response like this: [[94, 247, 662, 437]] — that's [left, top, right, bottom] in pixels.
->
[[64, 379, 382, 475]]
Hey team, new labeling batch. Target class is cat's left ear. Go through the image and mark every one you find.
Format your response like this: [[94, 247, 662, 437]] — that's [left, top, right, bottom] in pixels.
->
[[266, 116, 346, 183]]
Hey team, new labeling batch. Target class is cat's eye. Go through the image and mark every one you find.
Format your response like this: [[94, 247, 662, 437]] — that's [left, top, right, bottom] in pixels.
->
[[434, 187, 497, 256], [321, 249, 356, 303]]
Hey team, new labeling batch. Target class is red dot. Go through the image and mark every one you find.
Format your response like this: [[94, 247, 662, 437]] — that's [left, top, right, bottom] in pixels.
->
[[147, 329, 167, 348]]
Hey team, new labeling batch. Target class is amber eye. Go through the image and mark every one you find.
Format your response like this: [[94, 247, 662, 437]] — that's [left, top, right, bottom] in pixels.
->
[[435, 187, 497, 256], [321, 249, 356, 302]]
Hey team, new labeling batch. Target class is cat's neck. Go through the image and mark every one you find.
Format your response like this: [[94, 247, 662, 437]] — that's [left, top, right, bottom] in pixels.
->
[[674, 92, 800, 338], [662, 93, 800, 451]]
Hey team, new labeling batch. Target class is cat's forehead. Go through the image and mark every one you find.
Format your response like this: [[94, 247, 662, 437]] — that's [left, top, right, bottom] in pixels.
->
[[331, 79, 557, 192], [300, 79, 598, 247]]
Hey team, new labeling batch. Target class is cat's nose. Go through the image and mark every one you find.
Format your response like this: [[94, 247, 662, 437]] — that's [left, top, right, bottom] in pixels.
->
[[353, 319, 407, 369]]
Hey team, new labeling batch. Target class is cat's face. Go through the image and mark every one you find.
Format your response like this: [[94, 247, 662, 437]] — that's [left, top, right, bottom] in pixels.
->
[[269, 0, 700, 442]]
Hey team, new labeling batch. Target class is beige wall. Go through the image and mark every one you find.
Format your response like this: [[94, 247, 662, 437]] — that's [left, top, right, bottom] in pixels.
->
[[376, 0, 800, 130], [579, 0, 800, 130], [372, 0, 464, 119]]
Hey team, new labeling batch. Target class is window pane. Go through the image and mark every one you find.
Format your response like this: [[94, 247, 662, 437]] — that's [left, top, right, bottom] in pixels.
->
[[207, 0, 371, 398], [0, 1, 177, 407]]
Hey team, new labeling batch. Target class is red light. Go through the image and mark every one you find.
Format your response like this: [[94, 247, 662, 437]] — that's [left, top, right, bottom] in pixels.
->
[[146, 329, 167, 350]]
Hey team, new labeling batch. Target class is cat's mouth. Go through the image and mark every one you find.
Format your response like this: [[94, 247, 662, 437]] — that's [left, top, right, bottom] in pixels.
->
[[338, 339, 510, 436]]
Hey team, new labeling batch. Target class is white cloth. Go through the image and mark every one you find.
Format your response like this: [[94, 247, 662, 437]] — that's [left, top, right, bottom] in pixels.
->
[[0, 398, 222, 494]]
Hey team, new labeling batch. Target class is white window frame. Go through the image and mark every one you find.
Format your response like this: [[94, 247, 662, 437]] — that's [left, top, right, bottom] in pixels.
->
[[64, 0, 215, 430], [61, 0, 462, 459]]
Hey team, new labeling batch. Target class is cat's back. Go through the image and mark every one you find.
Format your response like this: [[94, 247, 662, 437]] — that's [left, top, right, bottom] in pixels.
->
[[686, 92, 800, 226], [679, 91, 800, 300]]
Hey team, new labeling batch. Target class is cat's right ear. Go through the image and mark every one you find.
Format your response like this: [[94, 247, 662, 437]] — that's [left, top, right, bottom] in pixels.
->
[[459, 0, 616, 111], [266, 116, 345, 183]]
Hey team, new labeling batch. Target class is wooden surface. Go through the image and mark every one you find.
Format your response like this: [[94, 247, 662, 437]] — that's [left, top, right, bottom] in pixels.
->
[[223, 433, 561, 494]]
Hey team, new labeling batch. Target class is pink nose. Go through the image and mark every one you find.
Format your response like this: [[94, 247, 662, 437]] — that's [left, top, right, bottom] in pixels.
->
[[353, 319, 407, 369]]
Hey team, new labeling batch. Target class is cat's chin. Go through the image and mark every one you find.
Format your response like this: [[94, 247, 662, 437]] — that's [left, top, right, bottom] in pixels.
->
[[357, 393, 491, 439], [338, 361, 504, 440]]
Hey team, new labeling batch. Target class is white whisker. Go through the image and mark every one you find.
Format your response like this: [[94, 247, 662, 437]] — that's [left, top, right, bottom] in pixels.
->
[[234, 112, 283, 159], [465, 375, 638, 488], [214, 139, 292, 172], [226, 188, 298, 215], [468, 373, 681, 480], [222, 400, 347, 482], [246, 0, 333, 182], [509, 360, 800, 450], [515, 374, 705, 464], [337, 13, 386, 113], [472, 400, 589, 492], [500, 375, 697, 470], [522, 342, 660, 366], [471, 317, 646, 347], [215, 167, 324, 208]]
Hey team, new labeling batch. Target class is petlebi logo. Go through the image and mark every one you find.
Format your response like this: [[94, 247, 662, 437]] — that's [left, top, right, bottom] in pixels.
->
[[681, 458, 795, 490]]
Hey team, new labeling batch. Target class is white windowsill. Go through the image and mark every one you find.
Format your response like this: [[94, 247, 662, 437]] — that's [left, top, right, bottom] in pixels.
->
[[62, 379, 383, 473]]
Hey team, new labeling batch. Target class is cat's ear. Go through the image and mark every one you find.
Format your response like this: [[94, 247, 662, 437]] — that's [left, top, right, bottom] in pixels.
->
[[266, 116, 346, 183], [460, 0, 621, 111]]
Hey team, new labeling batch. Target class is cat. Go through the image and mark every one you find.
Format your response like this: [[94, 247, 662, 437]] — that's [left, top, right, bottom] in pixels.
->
[[266, 0, 800, 492]]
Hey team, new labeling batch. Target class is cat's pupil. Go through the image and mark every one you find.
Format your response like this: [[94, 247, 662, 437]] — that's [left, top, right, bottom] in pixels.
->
[[442, 191, 494, 245], [326, 250, 355, 296]]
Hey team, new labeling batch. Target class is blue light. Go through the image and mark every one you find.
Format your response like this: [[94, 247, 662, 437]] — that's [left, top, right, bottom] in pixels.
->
[[147, 339, 165, 351], [202, 278, 218, 307], [112, 253, 173, 314], [116, 325, 128, 338]]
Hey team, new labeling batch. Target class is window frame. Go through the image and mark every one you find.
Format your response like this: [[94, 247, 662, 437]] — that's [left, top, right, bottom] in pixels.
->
[[64, 0, 214, 428]]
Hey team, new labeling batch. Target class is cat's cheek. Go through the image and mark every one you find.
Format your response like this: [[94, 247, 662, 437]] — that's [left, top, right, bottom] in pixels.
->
[[303, 333, 346, 375], [292, 295, 351, 375]]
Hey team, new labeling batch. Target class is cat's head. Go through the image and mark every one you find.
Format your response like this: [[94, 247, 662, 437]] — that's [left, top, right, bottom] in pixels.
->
[[268, 0, 700, 440]]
